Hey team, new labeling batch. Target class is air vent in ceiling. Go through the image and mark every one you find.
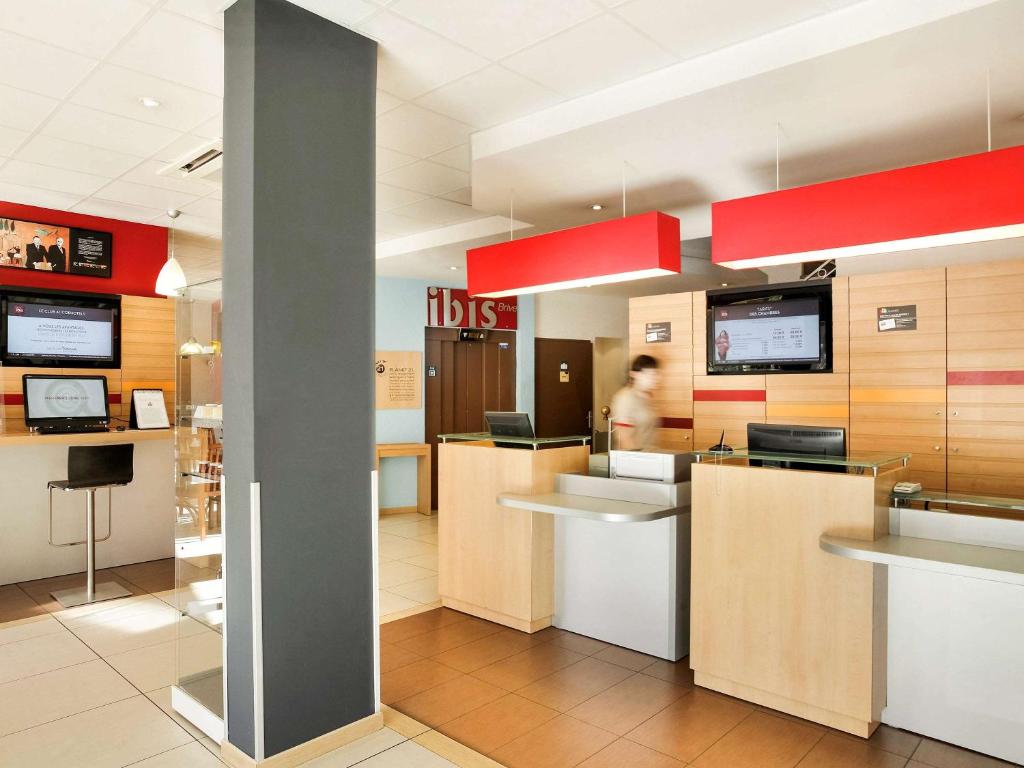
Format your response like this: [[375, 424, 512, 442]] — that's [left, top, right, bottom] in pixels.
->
[[158, 139, 223, 182]]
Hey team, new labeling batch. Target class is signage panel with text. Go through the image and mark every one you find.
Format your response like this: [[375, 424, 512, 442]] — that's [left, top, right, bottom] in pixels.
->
[[426, 287, 517, 330]]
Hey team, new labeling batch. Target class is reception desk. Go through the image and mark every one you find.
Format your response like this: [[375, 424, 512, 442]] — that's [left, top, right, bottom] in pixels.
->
[[0, 425, 175, 584], [689, 452, 908, 737]]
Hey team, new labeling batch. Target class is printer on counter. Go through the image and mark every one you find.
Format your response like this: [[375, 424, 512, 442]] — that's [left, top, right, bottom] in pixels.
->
[[609, 449, 694, 483]]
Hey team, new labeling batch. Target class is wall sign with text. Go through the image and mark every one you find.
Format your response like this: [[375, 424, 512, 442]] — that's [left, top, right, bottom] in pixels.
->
[[877, 305, 917, 332], [375, 350, 422, 410], [427, 287, 517, 330], [645, 321, 672, 343], [0, 217, 112, 278]]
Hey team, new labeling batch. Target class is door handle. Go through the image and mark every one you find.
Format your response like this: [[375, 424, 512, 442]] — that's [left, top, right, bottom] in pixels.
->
[[586, 410, 592, 429]]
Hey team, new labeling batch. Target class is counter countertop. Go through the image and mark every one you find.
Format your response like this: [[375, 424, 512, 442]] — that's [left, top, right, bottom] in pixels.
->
[[498, 491, 689, 523], [0, 425, 173, 446]]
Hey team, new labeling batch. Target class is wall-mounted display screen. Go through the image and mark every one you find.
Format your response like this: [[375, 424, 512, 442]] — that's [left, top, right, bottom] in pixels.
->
[[0, 217, 112, 278], [707, 281, 832, 374], [0, 287, 121, 368]]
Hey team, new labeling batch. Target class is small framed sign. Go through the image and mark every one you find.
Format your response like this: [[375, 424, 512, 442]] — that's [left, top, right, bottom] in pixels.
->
[[877, 305, 917, 332], [645, 321, 672, 343], [130, 389, 170, 429]]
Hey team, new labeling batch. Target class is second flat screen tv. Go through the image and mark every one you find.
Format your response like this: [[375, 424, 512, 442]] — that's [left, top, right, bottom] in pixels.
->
[[707, 280, 832, 374]]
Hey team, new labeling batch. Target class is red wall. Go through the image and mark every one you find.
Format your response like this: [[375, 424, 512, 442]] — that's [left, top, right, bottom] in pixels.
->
[[0, 201, 168, 298]]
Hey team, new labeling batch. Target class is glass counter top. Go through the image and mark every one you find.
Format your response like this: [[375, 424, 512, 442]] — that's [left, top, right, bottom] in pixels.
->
[[438, 432, 591, 447], [892, 490, 1024, 513], [691, 448, 910, 472]]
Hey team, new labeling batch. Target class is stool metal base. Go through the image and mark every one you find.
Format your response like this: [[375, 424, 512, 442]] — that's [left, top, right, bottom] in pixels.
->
[[50, 581, 132, 609]]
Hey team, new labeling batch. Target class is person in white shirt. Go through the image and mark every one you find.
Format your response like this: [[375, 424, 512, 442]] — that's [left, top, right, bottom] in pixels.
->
[[610, 354, 659, 451]]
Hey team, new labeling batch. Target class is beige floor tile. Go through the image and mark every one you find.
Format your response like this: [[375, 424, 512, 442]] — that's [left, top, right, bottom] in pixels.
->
[[579, 738, 686, 768], [0, 694, 192, 768], [0, 629, 96, 684], [798, 732, 909, 768], [627, 689, 754, 763], [0, 659, 137, 737], [417, 533, 439, 545], [385, 521, 438, 540], [911, 737, 1017, 768], [491, 714, 617, 768], [0, 585, 46, 624], [152, 578, 223, 613], [118, 740, 226, 767], [111, 558, 177, 594], [568, 672, 689, 736], [379, 512, 428, 527], [53, 594, 162, 627], [145, 686, 208, 740], [517, 656, 635, 712], [17, 570, 145, 615], [67, 606, 210, 658], [592, 645, 659, 671], [380, 590, 423, 617], [438, 693, 559, 755], [0, 614, 65, 646], [358, 740, 458, 767], [690, 710, 823, 768], [380, 536, 439, 561], [389, 576, 440, 604], [105, 629, 221, 692], [395, 675, 505, 729], [380, 561, 437, 589], [298, 726, 406, 767], [401, 554, 439, 572]]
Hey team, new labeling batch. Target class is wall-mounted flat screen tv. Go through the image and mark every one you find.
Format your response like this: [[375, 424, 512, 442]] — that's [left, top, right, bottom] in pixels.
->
[[706, 280, 832, 374], [0, 286, 121, 369]]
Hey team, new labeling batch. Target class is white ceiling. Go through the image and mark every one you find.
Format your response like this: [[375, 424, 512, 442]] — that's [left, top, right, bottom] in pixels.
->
[[0, 0, 1020, 289]]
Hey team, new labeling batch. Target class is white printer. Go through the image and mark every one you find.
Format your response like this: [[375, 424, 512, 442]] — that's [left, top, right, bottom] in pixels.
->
[[608, 449, 694, 483]]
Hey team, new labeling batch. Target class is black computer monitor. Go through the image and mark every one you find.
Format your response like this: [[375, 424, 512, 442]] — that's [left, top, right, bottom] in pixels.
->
[[747, 422, 846, 473], [484, 411, 534, 439], [23, 374, 110, 433]]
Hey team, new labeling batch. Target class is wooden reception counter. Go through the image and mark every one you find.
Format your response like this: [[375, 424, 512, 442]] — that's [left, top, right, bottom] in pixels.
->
[[689, 453, 907, 737], [437, 438, 589, 632]]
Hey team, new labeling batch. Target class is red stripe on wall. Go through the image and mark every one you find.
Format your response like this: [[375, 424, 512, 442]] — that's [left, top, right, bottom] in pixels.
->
[[661, 417, 694, 429], [693, 389, 766, 402], [3, 393, 122, 405], [947, 371, 1024, 386]]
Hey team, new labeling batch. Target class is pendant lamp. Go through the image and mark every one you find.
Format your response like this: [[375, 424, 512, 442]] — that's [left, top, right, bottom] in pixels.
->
[[155, 209, 187, 296]]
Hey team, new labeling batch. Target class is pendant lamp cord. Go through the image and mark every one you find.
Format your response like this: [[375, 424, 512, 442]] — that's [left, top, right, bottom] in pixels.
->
[[509, 190, 514, 241], [621, 162, 627, 218], [775, 122, 781, 191], [986, 68, 992, 152]]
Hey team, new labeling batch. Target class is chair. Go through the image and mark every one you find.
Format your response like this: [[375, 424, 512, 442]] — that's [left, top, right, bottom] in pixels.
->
[[195, 428, 222, 539], [48, 444, 135, 608]]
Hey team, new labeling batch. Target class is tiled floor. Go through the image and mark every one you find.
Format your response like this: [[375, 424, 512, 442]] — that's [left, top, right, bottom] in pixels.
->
[[378, 512, 440, 621], [383, 608, 1022, 768]]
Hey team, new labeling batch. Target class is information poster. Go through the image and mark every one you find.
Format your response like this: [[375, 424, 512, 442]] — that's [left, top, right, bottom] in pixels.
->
[[6, 303, 114, 361], [0, 217, 111, 278], [645, 321, 672, 343], [878, 305, 917, 332], [375, 350, 422, 410]]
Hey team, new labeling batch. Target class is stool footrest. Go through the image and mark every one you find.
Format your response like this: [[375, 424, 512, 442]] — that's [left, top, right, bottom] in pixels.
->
[[51, 581, 131, 609]]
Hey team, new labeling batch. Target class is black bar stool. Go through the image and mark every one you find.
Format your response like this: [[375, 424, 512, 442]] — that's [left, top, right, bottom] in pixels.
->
[[48, 444, 135, 608]]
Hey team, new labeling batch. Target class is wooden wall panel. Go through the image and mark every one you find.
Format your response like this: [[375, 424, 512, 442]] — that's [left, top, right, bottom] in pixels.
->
[[849, 269, 947, 491], [628, 292, 694, 450], [831, 277, 850, 373], [766, 373, 849, 432], [946, 261, 1024, 497]]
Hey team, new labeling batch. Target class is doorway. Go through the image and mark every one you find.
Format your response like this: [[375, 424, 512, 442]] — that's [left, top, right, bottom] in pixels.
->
[[534, 338, 593, 439], [592, 336, 628, 452], [424, 327, 517, 509]]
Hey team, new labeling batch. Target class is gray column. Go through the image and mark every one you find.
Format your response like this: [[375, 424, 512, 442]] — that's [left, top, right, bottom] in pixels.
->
[[222, 0, 377, 759]]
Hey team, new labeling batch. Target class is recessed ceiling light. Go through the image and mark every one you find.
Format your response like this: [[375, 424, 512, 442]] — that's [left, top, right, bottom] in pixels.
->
[[139, 96, 161, 108], [449, 266, 459, 271], [590, 203, 604, 211], [721, 282, 729, 287]]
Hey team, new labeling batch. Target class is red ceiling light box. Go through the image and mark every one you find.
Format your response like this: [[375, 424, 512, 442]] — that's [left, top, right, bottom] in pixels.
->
[[712, 145, 1024, 269], [467, 211, 680, 298]]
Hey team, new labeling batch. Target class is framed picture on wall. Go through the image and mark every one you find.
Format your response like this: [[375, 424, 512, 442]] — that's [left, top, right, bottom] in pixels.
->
[[0, 217, 112, 279]]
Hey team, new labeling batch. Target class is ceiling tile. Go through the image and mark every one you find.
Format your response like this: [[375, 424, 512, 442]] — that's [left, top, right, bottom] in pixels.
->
[[0, 0, 151, 58], [377, 183, 430, 211], [358, 11, 487, 99], [0, 160, 109, 197], [502, 14, 675, 97], [376, 146, 419, 174], [0, 181, 83, 210], [71, 64, 222, 131], [376, 103, 471, 157], [390, 0, 602, 59], [377, 90, 403, 115], [110, 11, 223, 96], [0, 30, 97, 99], [43, 104, 183, 158], [377, 210, 430, 238], [70, 197, 163, 223], [615, 0, 862, 61], [192, 113, 222, 139], [429, 144, 470, 172], [120, 159, 220, 196], [94, 179, 200, 210], [179, 196, 222, 220], [16, 136, 143, 178], [378, 160, 468, 196], [416, 65, 562, 128], [0, 126, 30, 157], [439, 186, 472, 205], [154, 134, 217, 165], [391, 196, 483, 225], [0, 84, 58, 133], [288, 0, 378, 27], [163, 0, 225, 29]]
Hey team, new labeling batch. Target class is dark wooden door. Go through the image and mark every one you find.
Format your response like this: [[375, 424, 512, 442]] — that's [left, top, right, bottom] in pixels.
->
[[534, 338, 593, 439], [425, 327, 517, 509]]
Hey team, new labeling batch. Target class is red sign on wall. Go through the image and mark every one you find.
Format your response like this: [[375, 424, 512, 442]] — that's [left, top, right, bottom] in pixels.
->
[[427, 287, 517, 330]]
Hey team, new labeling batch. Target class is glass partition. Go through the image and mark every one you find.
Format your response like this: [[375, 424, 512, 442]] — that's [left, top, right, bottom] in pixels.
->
[[172, 279, 224, 736], [691, 448, 909, 474]]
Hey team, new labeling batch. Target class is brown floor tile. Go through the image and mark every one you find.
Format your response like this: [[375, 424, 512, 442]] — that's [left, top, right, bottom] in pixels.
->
[[394, 674, 505, 729], [491, 715, 617, 768], [691, 710, 823, 768], [380, 607, 470, 645], [439, 693, 559, 755], [580, 739, 686, 768], [473, 642, 585, 691], [861, 726, 923, 758], [381, 658, 462, 704], [380, 642, 424, 674], [518, 656, 635, 712], [798, 733, 909, 768], [111, 558, 176, 593], [568, 672, 690, 736], [628, 688, 754, 763], [17, 570, 144, 613], [549, 632, 611, 656], [592, 645, 659, 671], [641, 658, 695, 688], [395, 616, 504, 657], [432, 629, 534, 673], [523, 626, 568, 646], [0, 585, 46, 623], [911, 738, 1017, 768]]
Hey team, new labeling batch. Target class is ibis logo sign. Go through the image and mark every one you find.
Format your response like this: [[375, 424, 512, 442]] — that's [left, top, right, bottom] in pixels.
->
[[427, 287, 517, 330]]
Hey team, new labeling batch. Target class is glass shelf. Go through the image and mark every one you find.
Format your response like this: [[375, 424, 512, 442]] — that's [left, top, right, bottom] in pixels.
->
[[438, 432, 591, 447], [892, 490, 1024, 513], [691, 448, 910, 473]]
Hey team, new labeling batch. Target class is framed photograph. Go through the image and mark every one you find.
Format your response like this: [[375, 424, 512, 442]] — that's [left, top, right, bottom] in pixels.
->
[[0, 217, 112, 279]]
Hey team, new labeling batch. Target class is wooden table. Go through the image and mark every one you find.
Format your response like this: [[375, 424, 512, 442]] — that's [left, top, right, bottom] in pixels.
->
[[375, 442, 431, 515]]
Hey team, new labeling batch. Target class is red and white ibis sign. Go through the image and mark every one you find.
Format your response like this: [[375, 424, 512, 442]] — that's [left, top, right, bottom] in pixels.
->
[[426, 287, 517, 330]]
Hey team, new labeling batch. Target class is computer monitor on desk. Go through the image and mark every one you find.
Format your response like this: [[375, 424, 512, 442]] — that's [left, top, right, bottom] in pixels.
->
[[747, 423, 846, 473], [484, 411, 534, 448], [23, 374, 110, 434]]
